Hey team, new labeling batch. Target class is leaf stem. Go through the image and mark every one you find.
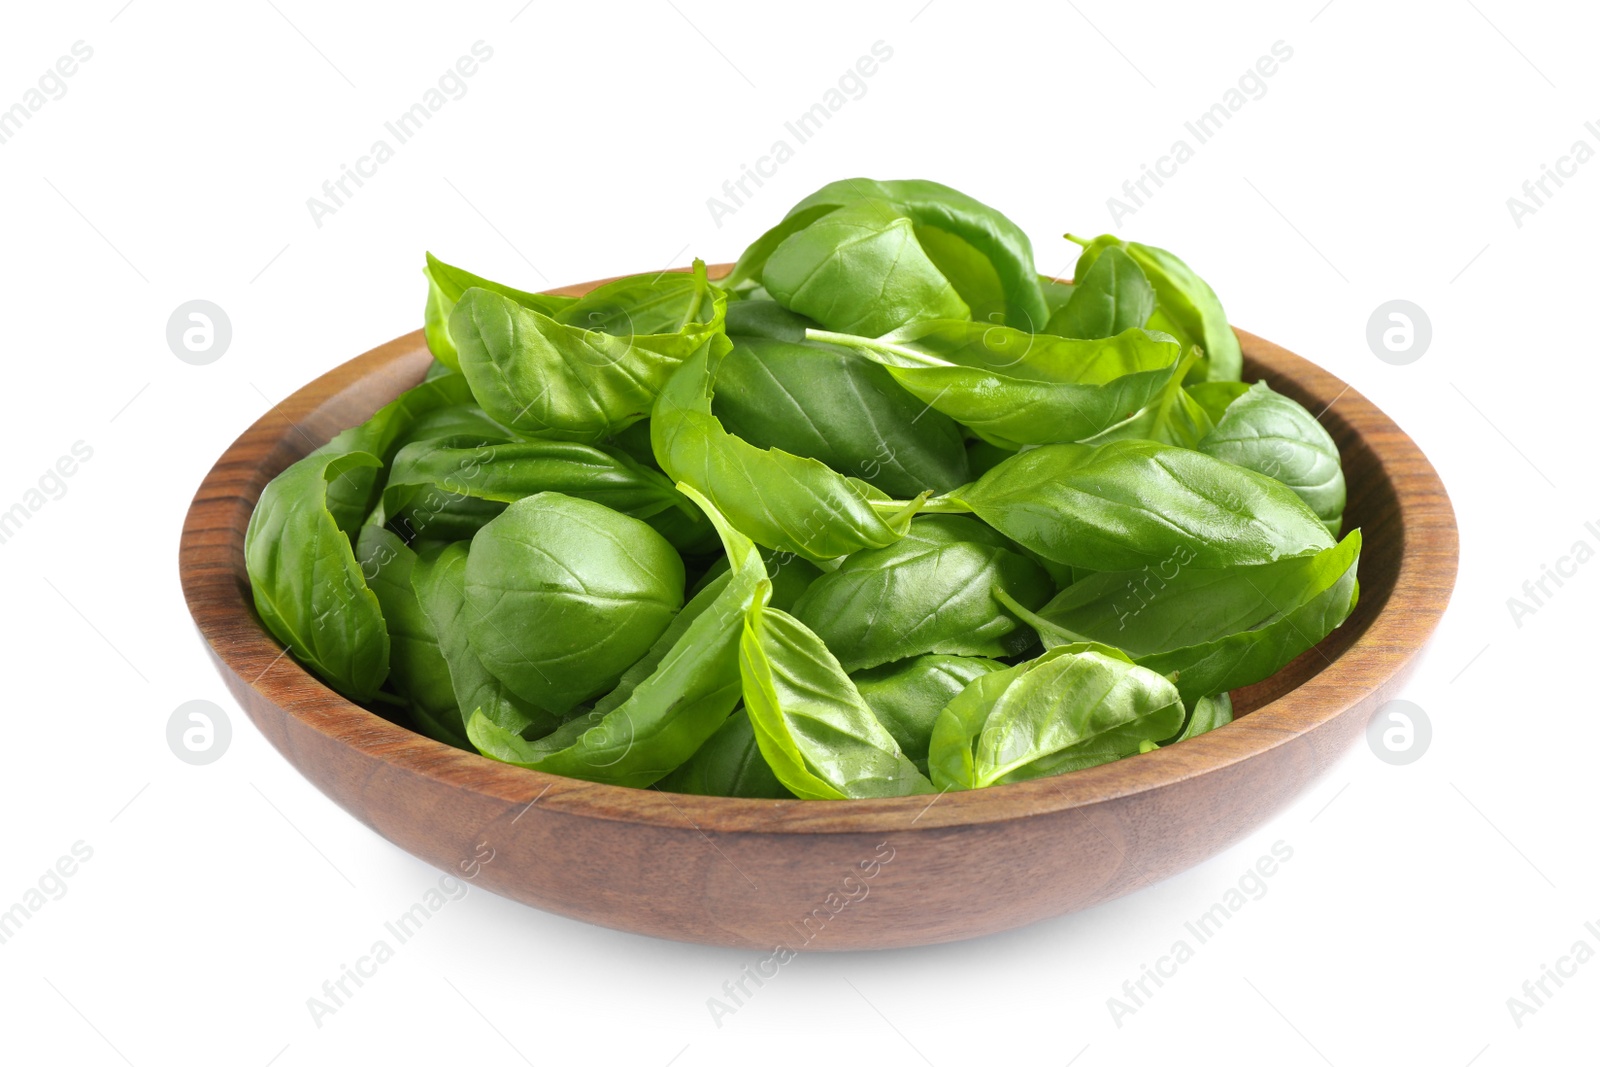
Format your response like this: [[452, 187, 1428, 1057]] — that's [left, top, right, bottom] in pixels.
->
[[805, 328, 948, 369]]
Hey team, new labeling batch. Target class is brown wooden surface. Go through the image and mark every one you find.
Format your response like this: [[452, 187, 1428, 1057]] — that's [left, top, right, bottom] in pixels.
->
[[177, 269, 1459, 950]]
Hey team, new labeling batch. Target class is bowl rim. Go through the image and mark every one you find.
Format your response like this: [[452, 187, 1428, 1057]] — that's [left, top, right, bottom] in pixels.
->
[[178, 269, 1458, 837]]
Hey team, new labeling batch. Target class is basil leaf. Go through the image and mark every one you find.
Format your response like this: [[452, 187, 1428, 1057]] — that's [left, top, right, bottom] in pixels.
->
[[1004, 530, 1361, 704], [318, 375, 480, 534], [690, 547, 822, 613], [927, 643, 1184, 790], [652, 334, 922, 563], [1198, 381, 1346, 537], [729, 177, 1048, 330], [656, 709, 792, 799], [946, 439, 1336, 570], [740, 587, 934, 800], [452, 260, 725, 442], [381, 439, 689, 525], [1166, 692, 1233, 745], [762, 198, 970, 337], [1047, 245, 1155, 340], [411, 541, 557, 739], [462, 492, 685, 714], [244, 450, 389, 701], [424, 252, 576, 371], [714, 322, 970, 498], [1072, 234, 1241, 382], [852, 654, 1008, 768], [466, 485, 767, 787], [792, 515, 1051, 672], [355, 526, 464, 747], [811, 321, 1182, 449]]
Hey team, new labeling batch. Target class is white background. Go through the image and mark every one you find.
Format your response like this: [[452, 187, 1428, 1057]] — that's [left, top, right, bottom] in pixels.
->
[[1, 1, 1595, 1063]]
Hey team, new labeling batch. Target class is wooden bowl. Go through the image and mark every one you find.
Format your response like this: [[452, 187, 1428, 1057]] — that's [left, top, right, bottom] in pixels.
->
[[178, 268, 1457, 950]]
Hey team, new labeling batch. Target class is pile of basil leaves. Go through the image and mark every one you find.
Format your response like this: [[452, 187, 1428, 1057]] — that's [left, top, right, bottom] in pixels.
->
[[245, 178, 1359, 800]]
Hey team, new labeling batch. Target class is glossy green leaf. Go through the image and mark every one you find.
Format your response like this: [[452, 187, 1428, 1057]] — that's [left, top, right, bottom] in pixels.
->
[[740, 586, 934, 800], [355, 527, 465, 747], [423, 253, 576, 371], [462, 493, 684, 714], [1072, 234, 1241, 382], [380, 438, 689, 534], [1198, 381, 1346, 536], [466, 485, 768, 787], [852, 654, 1008, 767], [652, 334, 921, 563], [811, 320, 1182, 449], [1006, 530, 1361, 704], [656, 709, 792, 799], [412, 541, 557, 738], [927, 643, 1184, 790], [318, 375, 480, 535], [1166, 692, 1232, 745], [729, 177, 1048, 329], [244, 450, 388, 701], [792, 515, 1051, 672], [762, 198, 970, 337], [715, 305, 969, 498], [1047, 245, 1155, 340], [452, 260, 725, 442], [943, 439, 1336, 571], [690, 547, 822, 613]]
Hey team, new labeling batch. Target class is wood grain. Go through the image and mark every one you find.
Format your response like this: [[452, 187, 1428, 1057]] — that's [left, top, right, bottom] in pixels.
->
[[178, 269, 1458, 950]]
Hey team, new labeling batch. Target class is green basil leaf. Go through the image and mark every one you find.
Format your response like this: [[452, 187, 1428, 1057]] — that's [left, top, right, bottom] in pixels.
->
[[1007, 530, 1361, 704], [466, 484, 767, 787], [1039, 276, 1076, 317], [740, 586, 934, 799], [1166, 692, 1233, 745], [852, 654, 1008, 767], [811, 321, 1182, 449], [244, 450, 389, 701], [462, 492, 685, 714], [945, 439, 1336, 570], [424, 253, 577, 372], [1072, 235, 1241, 382], [762, 198, 970, 337], [452, 260, 725, 442], [1198, 381, 1346, 537], [792, 515, 1051, 671], [729, 178, 1048, 330], [381, 439, 688, 528], [316, 375, 480, 535], [656, 709, 792, 799], [355, 526, 465, 747], [652, 334, 921, 563], [1186, 380, 1251, 423], [411, 540, 557, 740], [714, 327, 969, 498], [1047, 245, 1155, 340], [690, 547, 822, 613], [927, 643, 1183, 790]]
